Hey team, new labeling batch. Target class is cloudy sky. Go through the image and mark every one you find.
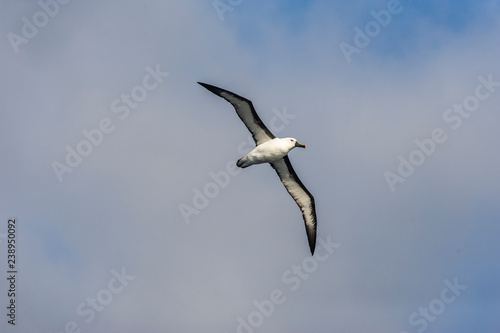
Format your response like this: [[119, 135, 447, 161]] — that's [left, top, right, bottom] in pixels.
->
[[1, 0, 500, 332]]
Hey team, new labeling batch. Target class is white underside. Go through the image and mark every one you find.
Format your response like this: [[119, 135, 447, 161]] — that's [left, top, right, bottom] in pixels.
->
[[238, 138, 293, 167]]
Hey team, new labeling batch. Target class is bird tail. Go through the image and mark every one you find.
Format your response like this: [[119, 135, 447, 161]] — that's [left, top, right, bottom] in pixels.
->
[[236, 156, 249, 168]]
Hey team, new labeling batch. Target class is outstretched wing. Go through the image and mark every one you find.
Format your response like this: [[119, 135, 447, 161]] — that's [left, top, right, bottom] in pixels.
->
[[270, 156, 317, 255], [198, 82, 275, 145]]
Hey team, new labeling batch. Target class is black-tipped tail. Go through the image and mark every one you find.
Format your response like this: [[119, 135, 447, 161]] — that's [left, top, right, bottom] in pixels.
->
[[236, 157, 250, 168]]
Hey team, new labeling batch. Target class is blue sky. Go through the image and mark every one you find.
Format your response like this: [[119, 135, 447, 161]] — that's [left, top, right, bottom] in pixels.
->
[[1, 0, 499, 332]]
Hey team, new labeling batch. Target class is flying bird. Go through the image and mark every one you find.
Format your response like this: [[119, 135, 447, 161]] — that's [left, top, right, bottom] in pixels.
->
[[198, 82, 317, 255]]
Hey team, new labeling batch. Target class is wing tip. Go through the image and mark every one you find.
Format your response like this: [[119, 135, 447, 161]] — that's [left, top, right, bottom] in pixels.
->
[[198, 82, 224, 96], [308, 229, 317, 255]]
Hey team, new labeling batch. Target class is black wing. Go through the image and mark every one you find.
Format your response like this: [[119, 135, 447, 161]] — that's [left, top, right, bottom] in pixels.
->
[[270, 156, 317, 255], [198, 82, 275, 145]]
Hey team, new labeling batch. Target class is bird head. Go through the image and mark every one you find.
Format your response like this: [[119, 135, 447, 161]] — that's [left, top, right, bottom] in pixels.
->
[[286, 138, 306, 150]]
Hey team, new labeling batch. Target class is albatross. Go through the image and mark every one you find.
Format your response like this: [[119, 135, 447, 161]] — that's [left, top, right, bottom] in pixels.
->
[[198, 82, 317, 255]]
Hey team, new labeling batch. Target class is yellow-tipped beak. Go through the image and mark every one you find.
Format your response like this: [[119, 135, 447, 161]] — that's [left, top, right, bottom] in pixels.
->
[[295, 141, 306, 148]]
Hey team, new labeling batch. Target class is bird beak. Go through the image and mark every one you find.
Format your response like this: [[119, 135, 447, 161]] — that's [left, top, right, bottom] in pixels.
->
[[295, 141, 306, 148]]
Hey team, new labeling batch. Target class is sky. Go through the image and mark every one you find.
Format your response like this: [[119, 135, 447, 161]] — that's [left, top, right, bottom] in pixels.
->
[[1, 0, 499, 332]]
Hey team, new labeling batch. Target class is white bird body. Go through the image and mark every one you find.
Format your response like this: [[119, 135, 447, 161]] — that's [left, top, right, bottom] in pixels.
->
[[237, 138, 303, 168]]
